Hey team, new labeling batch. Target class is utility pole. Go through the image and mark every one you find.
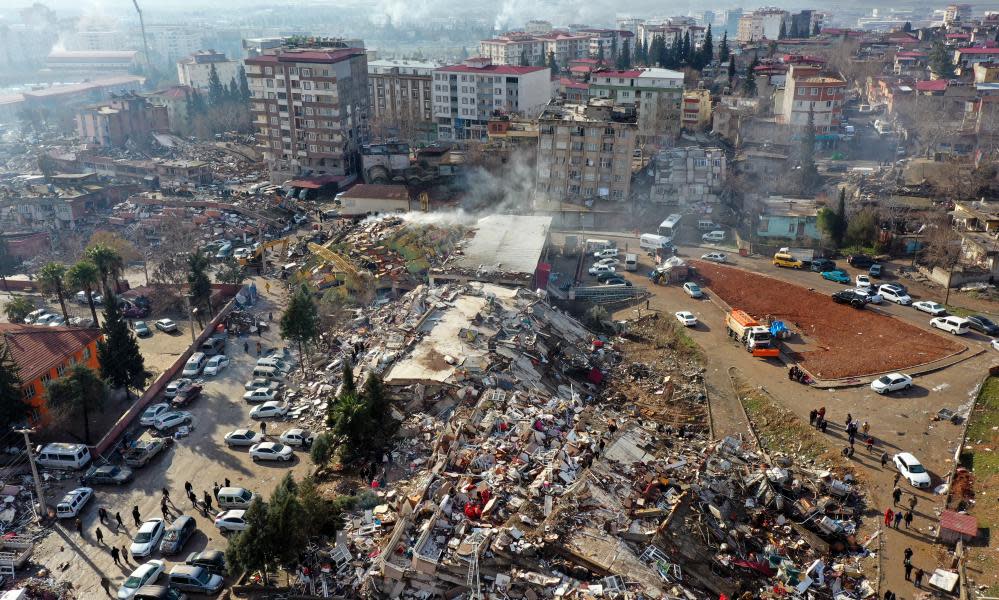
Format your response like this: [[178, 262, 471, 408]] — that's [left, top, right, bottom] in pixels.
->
[[16, 429, 46, 521], [186, 294, 197, 343]]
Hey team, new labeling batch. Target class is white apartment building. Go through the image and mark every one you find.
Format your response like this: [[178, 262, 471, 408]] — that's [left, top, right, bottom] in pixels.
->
[[177, 50, 239, 91], [589, 67, 684, 146], [616, 18, 645, 35], [431, 57, 551, 141], [145, 25, 204, 62], [736, 8, 790, 42], [479, 31, 592, 66], [65, 30, 124, 52], [636, 23, 706, 50]]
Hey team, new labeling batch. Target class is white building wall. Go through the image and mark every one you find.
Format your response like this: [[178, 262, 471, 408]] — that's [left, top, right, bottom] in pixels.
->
[[177, 59, 239, 91]]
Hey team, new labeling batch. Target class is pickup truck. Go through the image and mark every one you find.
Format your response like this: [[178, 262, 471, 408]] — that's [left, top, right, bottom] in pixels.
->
[[122, 435, 167, 468], [726, 309, 780, 358]]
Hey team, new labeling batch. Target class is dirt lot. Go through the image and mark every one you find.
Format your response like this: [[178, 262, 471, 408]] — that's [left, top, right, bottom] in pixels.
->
[[692, 260, 964, 379]]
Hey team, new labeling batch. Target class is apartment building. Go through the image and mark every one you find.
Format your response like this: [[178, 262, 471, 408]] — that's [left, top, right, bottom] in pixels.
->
[[682, 88, 713, 130], [636, 23, 707, 51], [244, 42, 370, 183], [479, 31, 592, 66], [780, 64, 846, 133], [367, 59, 438, 142], [616, 18, 645, 35], [75, 93, 169, 146], [431, 57, 550, 141], [737, 7, 790, 42], [177, 50, 240, 91], [945, 4, 973, 25], [145, 25, 205, 62], [649, 146, 726, 207], [535, 98, 638, 204], [577, 29, 635, 59], [589, 67, 684, 147]]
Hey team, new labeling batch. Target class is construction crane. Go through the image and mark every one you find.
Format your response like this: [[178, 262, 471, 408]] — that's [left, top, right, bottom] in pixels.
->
[[306, 242, 372, 294], [130, 0, 152, 73]]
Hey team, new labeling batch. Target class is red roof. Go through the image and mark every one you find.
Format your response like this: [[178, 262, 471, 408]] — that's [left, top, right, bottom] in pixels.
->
[[437, 64, 547, 75], [896, 51, 927, 58], [151, 85, 193, 99], [946, 33, 971, 39], [0, 324, 102, 383], [915, 80, 949, 92], [958, 47, 999, 54], [559, 77, 589, 90], [339, 184, 409, 201], [939, 510, 977, 537], [247, 48, 365, 65]]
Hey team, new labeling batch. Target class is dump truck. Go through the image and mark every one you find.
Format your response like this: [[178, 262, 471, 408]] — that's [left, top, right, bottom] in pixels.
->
[[726, 310, 781, 358], [122, 433, 167, 468]]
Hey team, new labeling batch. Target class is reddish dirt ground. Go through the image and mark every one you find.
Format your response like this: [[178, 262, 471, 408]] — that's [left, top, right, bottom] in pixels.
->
[[692, 260, 965, 379]]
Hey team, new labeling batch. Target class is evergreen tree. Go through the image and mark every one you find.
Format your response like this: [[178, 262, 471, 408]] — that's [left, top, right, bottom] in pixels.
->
[[0, 343, 29, 427], [46, 363, 106, 443], [519, 49, 529, 66], [743, 59, 758, 95], [97, 296, 150, 395], [279, 284, 319, 371], [812, 22, 821, 36], [610, 37, 618, 62], [238, 66, 251, 101], [86, 244, 123, 297], [682, 31, 691, 64], [266, 474, 307, 570], [649, 36, 663, 67], [187, 251, 213, 321], [929, 40, 956, 79], [37, 262, 69, 323], [298, 477, 343, 537], [617, 39, 632, 69], [798, 108, 820, 193], [700, 24, 713, 68], [835, 187, 849, 247], [728, 57, 736, 81], [3, 297, 34, 324], [191, 89, 208, 115], [668, 35, 681, 67], [597, 41, 605, 64], [227, 497, 275, 585], [778, 20, 787, 39], [902, 21, 913, 33], [640, 38, 650, 64], [818, 188, 849, 247], [208, 63, 225, 106], [789, 21, 799, 39], [547, 50, 559, 75], [719, 31, 730, 63]]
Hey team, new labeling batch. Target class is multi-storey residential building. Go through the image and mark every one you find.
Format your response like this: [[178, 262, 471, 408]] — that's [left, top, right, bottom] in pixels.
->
[[479, 31, 592, 67], [578, 29, 635, 59], [145, 25, 204, 62], [945, 4, 973, 25], [535, 98, 638, 204], [525, 20, 553, 34], [144, 84, 193, 130], [780, 65, 846, 133], [589, 68, 684, 147], [367, 59, 438, 142], [616, 18, 645, 35], [65, 30, 124, 51], [177, 50, 240, 91], [682, 88, 713, 130], [244, 42, 370, 183], [636, 23, 706, 50], [431, 57, 550, 141], [649, 146, 726, 207], [75, 93, 169, 146], [737, 7, 790, 42]]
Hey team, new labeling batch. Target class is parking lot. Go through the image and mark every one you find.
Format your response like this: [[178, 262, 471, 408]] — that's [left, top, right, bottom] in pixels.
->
[[31, 284, 313, 597]]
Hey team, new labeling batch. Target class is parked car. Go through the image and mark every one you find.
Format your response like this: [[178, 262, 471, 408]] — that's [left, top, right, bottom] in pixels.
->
[[595, 270, 620, 282], [243, 378, 283, 392], [832, 290, 868, 308], [224, 429, 263, 447], [249, 401, 289, 419], [202, 355, 230, 376], [913, 301, 947, 316], [675, 311, 697, 327], [930, 316, 970, 335], [855, 274, 872, 290], [878, 285, 912, 305], [893, 452, 931, 488], [871, 372, 913, 394], [700, 252, 728, 263], [967, 315, 999, 336], [133, 321, 152, 337], [602, 277, 632, 286], [214, 510, 248, 533], [249, 441, 294, 462], [153, 411, 192, 432], [32, 313, 57, 325], [170, 385, 202, 407], [140, 403, 171, 426], [159, 515, 197, 555], [809, 258, 836, 272], [593, 248, 619, 259], [593, 258, 620, 268], [682, 283, 703, 298], [24, 309, 48, 323], [243, 388, 279, 403], [163, 379, 193, 398], [278, 428, 315, 447], [821, 270, 851, 284], [155, 319, 178, 333], [81, 464, 134, 486], [46, 316, 66, 327], [184, 549, 227, 576], [847, 254, 875, 268], [118, 560, 165, 599], [869, 263, 883, 278], [851, 288, 883, 304], [588, 264, 616, 276], [130, 519, 165, 558], [132, 584, 187, 600], [167, 565, 224, 595]]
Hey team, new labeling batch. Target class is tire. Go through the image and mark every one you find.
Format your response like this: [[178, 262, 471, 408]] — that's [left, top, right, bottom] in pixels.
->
[[904, 384, 911, 390], [252, 456, 259, 462], [282, 455, 291, 462]]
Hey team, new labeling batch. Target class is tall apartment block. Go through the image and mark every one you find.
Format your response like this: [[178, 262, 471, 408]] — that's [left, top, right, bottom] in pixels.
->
[[76, 93, 169, 146], [367, 59, 438, 142], [780, 64, 846, 133], [535, 99, 638, 205], [177, 50, 239, 92], [589, 68, 684, 147], [431, 57, 550, 141], [244, 42, 370, 183]]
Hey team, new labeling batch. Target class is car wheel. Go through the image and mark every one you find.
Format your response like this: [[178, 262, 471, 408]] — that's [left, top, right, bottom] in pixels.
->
[[905, 384, 911, 390], [282, 455, 291, 462], [252, 455, 259, 462]]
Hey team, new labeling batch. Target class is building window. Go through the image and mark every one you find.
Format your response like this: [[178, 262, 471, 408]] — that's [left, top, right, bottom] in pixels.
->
[[22, 386, 36, 400], [56, 363, 66, 377], [302, 68, 312, 77], [40, 373, 51, 386]]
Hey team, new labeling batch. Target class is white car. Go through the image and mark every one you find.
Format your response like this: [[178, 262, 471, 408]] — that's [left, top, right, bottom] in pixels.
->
[[155, 318, 178, 333], [117, 560, 165, 599], [871, 372, 912, 394], [244, 378, 281, 391], [593, 248, 619, 259], [214, 510, 248, 533], [224, 428, 263, 447], [850, 288, 883, 304], [588, 264, 616, 276], [250, 401, 289, 419], [24, 309, 49, 324], [249, 441, 294, 462], [856, 274, 872, 290], [594, 258, 620, 268], [203, 355, 230, 376], [34, 314, 58, 325], [130, 519, 165, 558], [46, 316, 66, 327], [256, 357, 292, 373], [139, 402, 171, 427], [675, 311, 697, 327], [992, 339, 999, 352], [913, 301, 947, 316], [894, 452, 931, 488], [279, 428, 315, 447], [879, 285, 912, 305], [683, 283, 703, 298], [153, 411, 192, 431], [700, 252, 728, 263], [164, 378, 193, 398], [243, 388, 279, 403]]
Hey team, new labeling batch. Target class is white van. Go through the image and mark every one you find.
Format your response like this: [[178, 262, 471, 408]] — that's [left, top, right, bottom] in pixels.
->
[[182, 352, 208, 377], [702, 230, 726, 243], [930, 316, 970, 335], [217, 487, 255, 510], [55, 487, 93, 518], [585, 239, 613, 252], [640, 234, 672, 251], [252, 365, 285, 381], [36, 443, 92, 470], [697, 220, 716, 231], [624, 253, 638, 272]]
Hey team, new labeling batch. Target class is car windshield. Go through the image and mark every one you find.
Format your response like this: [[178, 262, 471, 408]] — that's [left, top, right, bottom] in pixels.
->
[[979, 317, 996, 327], [164, 529, 179, 540], [908, 463, 926, 473], [689, 285, 700, 291], [877, 376, 891, 384], [124, 575, 143, 587], [271, 444, 285, 452], [135, 531, 153, 543], [194, 569, 212, 584]]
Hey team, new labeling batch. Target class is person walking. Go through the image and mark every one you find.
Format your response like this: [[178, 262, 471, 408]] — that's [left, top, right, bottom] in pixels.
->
[[162, 487, 170, 503], [845, 413, 853, 428], [224, 478, 231, 488], [817, 406, 826, 421], [75, 517, 83, 536], [862, 420, 870, 435], [188, 489, 198, 508], [98, 506, 108, 523], [893, 487, 903, 505], [909, 495, 917, 511], [260, 421, 267, 435], [866, 436, 874, 453], [115, 511, 123, 530], [184, 481, 193, 495], [244, 340, 249, 353], [904, 547, 913, 562], [904, 511, 913, 528], [204, 491, 213, 512], [160, 502, 170, 521], [122, 544, 131, 564], [809, 409, 817, 426], [894, 473, 902, 487], [110, 545, 121, 566], [213, 482, 220, 497], [101, 576, 112, 597], [881, 452, 889, 468], [914, 568, 925, 588], [132, 506, 141, 527], [893, 511, 903, 529], [884, 508, 894, 526], [820, 419, 828, 433], [883, 590, 893, 600], [904, 559, 913, 581], [95, 526, 104, 544]]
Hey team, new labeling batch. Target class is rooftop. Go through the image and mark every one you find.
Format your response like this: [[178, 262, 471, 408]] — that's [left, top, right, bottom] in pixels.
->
[[451, 214, 552, 276], [338, 184, 410, 201], [436, 63, 548, 75], [246, 47, 365, 65], [0, 324, 103, 383]]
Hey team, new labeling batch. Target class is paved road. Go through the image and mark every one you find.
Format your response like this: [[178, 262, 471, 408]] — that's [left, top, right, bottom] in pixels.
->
[[31, 282, 312, 597]]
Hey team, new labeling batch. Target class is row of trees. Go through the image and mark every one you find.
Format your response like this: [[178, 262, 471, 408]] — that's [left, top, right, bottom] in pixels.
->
[[641, 25, 715, 71], [180, 64, 253, 138], [816, 188, 880, 250]]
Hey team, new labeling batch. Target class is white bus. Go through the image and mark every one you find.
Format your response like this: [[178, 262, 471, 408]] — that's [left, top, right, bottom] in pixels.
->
[[658, 214, 682, 239]]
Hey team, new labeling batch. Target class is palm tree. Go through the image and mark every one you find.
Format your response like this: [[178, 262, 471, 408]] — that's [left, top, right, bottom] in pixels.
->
[[37, 262, 69, 323], [67, 260, 101, 326], [86, 245, 124, 296]]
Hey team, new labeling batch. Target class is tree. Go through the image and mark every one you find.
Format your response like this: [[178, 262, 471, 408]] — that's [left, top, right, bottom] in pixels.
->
[[208, 63, 226, 106], [297, 477, 343, 538], [0, 236, 18, 293], [719, 31, 730, 63], [46, 363, 106, 443], [97, 296, 150, 395], [66, 260, 101, 326], [902, 21, 913, 33], [846, 209, 879, 248], [215, 256, 246, 285], [700, 25, 713, 68], [921, 219, 963, 304], [227, 497, 275, 585], [37, 262, 69, 323], [519, 49, 529, 66], [742, 59, 758, 96], [309, 432, 335, 464], [327, 372, 396, 465], [547, 50, 559, 75], [266, 474, 307, 569], [187, 251, 214, 322], [797, 109, 820, 194], [728, 57, 736, 81], [929, 40, 956, 79], [279, 284, 319, 371], [813, 22, 821, 36], [3, 297, 35, 324], [87, 231, 140, 264], [778, 20, 787, 40], [610, 37, 618, 63], [0, 343, 29, 428], [682, 31, 691, 65], [237, 65, 251, 101], [596, 41, 604, 64], [362, 374, 397, 455], [86, 245, 124, 297], [818, 188, 849, 247], [616, 39, 632, 70]]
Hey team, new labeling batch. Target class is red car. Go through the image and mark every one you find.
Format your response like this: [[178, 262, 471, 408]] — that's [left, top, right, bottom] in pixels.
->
[[171, 385, 203, 407]]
